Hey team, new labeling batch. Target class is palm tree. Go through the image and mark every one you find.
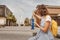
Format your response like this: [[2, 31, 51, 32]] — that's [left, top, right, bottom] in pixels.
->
[[6, 13, 17, 26]]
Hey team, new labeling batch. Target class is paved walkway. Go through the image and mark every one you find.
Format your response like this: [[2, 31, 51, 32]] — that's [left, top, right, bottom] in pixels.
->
[[0, 26, 39, 34], [0, 26, 59, 40]]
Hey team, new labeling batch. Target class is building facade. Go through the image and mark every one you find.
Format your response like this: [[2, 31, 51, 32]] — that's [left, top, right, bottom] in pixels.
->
[[0, 5, 17, 26]]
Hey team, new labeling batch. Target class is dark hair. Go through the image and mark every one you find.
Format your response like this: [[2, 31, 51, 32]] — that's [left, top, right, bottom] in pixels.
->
[[41, 4, 48, 16], [36, 5, 41, 10], [35, 5, 41, 15], [36, 4, 48, 16]]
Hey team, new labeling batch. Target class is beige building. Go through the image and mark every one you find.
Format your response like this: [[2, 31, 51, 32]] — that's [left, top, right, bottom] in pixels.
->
[[0, 5, 17, 26]]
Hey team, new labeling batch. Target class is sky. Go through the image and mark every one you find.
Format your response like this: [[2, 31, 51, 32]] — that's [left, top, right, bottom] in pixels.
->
[[0, 0, 60, 24]]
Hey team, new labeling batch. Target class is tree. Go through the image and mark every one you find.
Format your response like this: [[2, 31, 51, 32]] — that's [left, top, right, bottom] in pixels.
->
[[6, 13, 17, 26], [24, 18, 30, 26]]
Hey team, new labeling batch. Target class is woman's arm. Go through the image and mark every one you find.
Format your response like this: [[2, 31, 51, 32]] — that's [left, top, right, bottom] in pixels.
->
[[40, 21, 50, 32], [35, 21, 50, 32]]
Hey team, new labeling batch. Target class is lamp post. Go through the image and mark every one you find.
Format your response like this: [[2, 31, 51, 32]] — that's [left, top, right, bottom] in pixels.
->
[[20, 16, 23, 26], [20, 16, 22, 26]]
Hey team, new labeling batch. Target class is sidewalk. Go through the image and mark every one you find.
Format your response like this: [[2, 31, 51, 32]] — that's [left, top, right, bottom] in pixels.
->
[[0, 26, 60, 34], [0, 26, 59, 40], [0, 26, 39, 35]]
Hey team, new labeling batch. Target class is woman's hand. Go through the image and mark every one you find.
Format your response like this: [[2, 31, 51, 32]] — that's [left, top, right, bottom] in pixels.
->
[[33, 12, 41, 20], [33, 12, 36, 16], [34, 22, 40, 28]]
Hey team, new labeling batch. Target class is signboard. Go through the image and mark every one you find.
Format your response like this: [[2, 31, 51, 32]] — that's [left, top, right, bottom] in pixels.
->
[[31, 18, 34, 30]]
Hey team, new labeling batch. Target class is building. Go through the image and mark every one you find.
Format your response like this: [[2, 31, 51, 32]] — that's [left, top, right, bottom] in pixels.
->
[[35, 5, 60, 26], [0, 5, 17, 26]]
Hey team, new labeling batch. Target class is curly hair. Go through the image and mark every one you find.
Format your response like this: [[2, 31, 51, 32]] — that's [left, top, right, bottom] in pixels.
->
[[36, 4, 49, 16]]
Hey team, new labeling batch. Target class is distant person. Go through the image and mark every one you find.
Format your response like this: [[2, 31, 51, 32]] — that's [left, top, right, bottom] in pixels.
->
[[28, 4, 54, 40]]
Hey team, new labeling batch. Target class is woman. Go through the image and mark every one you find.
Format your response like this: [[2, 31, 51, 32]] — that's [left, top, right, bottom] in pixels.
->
[[28, 5, 54, 40]]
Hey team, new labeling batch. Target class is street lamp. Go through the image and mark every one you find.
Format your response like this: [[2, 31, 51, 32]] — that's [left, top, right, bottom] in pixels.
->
[[20, 16, 23, 26]]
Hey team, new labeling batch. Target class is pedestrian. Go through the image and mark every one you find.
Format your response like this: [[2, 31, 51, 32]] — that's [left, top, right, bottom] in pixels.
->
[[28, 4, 54, 40]]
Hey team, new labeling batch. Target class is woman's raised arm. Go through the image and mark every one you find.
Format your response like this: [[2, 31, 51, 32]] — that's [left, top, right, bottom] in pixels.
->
[[33, 12, 41, 20]]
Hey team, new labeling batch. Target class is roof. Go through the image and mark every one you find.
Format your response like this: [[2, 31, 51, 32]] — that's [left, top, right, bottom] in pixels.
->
[[0, 5, 6, 8], [46, 5, 60, 9], [43, 5, 60, 15]]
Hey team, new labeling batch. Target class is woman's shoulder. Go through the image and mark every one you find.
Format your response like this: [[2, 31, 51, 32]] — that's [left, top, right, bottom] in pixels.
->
[[45, 15, 51, 22], [46, 15, 51, 17], [46, 15, 51, 19]]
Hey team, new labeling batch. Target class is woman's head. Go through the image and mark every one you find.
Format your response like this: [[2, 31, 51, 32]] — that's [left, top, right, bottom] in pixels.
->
[[36, 4, 48, 16], [41, 4, 48, 16]]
